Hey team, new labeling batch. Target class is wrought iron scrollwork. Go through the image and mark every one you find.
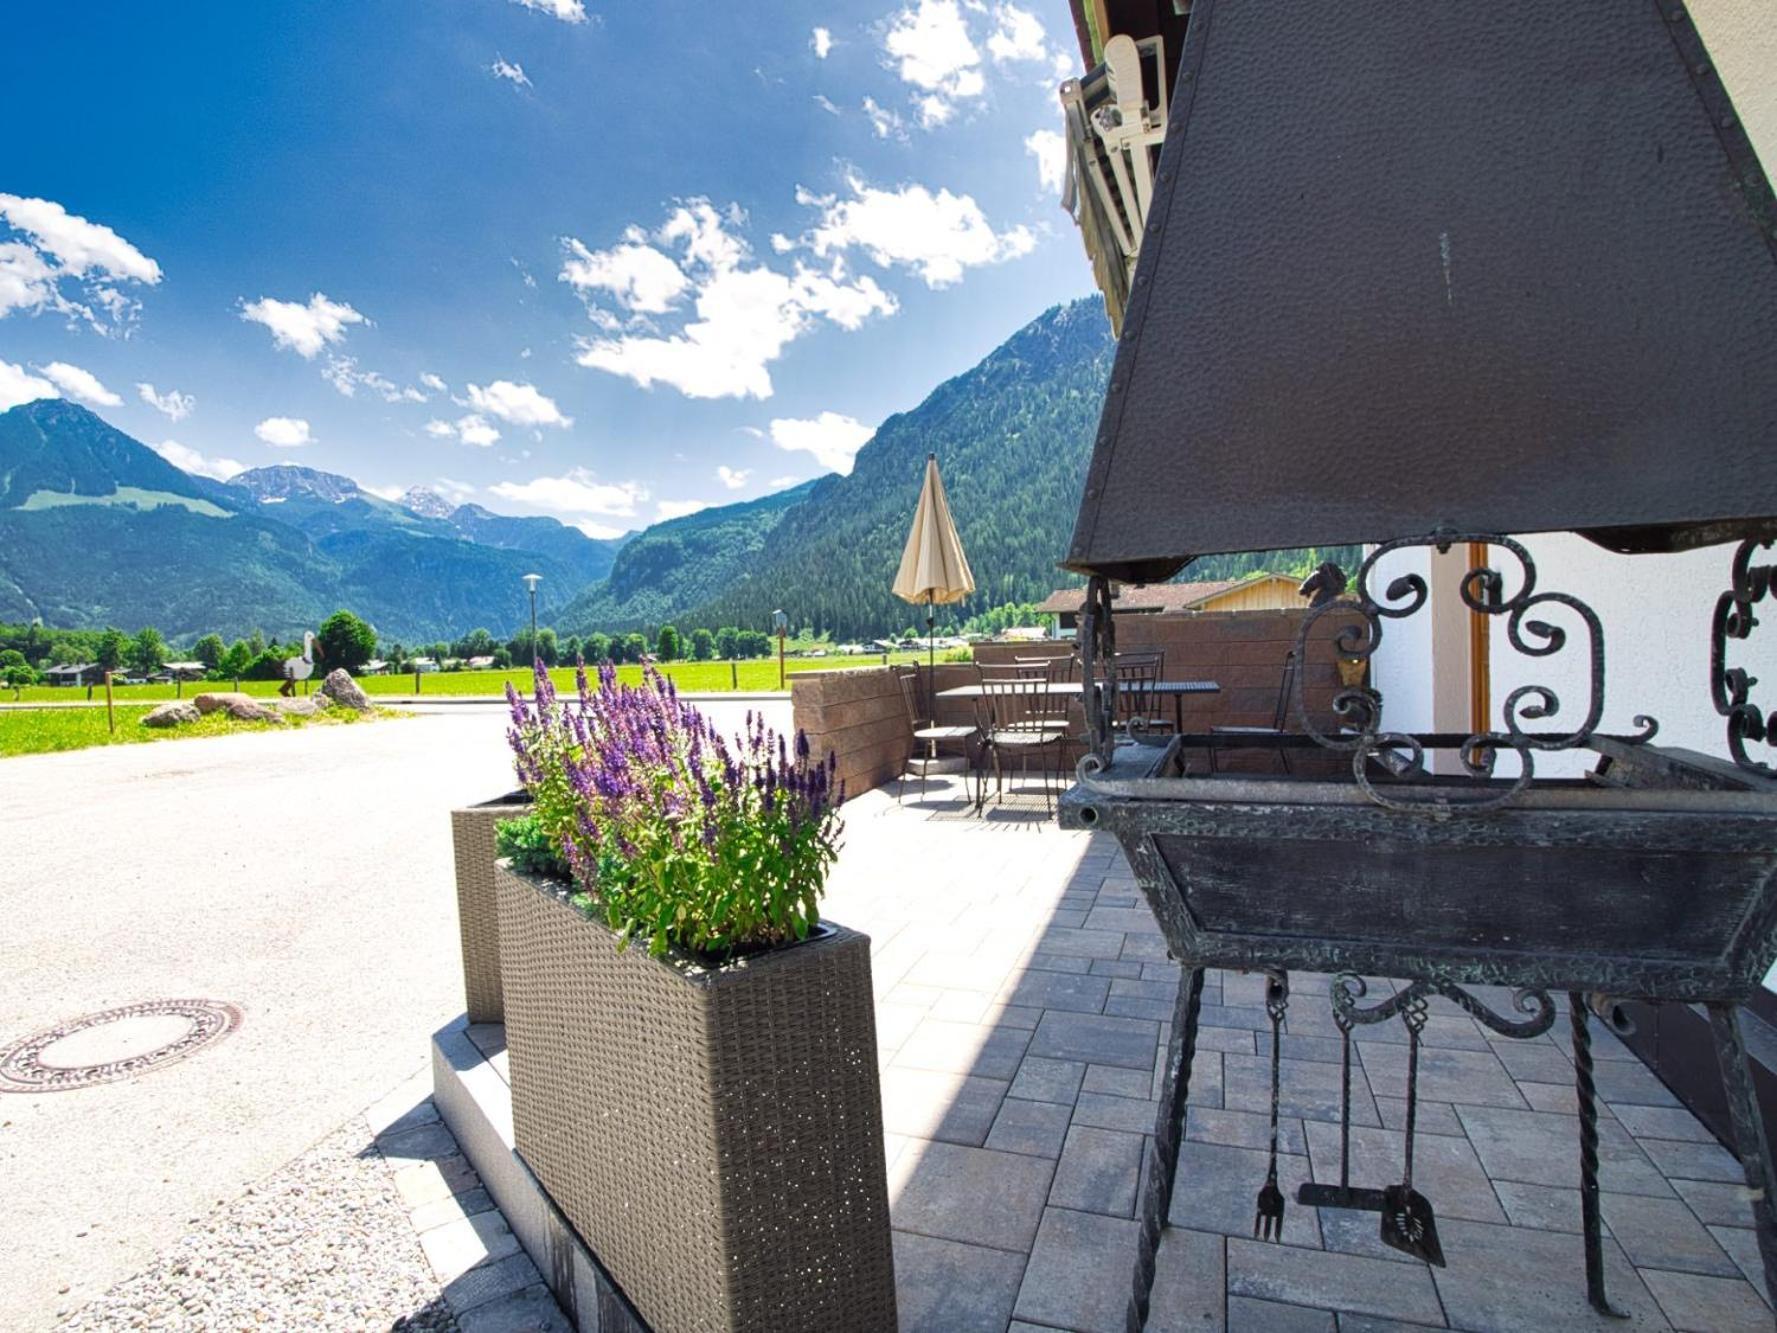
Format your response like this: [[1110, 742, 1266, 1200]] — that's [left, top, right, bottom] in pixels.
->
[[1331, 974, 1557, 1040], [1711, 539, 1777, 777], [1293, 533, 1657, 814]]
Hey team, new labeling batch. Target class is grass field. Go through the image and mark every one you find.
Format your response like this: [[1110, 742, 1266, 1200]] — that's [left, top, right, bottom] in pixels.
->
[[5, 655, 932, 706], [0, 701, 391, 758]]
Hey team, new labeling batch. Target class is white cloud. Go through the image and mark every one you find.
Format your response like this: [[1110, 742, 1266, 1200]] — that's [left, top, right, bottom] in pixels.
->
[[561, 233, 690, 315], [571, 519, 625, 539], [813, 93, 842, 116], [768, 474, 801, 488], [768, 412, 874, 475], [457, 416, 500, 446], [511, 0, 586, 21], [255, 416, 313, 447], [137, 381, 194, 421], [986, 3, 1048, 63], [466, 379, 570, 427], [567, 199, 895, 400], [0, 358, 58, 410], [39, 361, 121, 406], [811, 26, 833, 58], [324, 355, 426, 402], [801, 177, 1035, 287], [656, 499, 708, 520], [420, 372, 447, 393], [490, 467, 645, 517], [361, 482, 406, 502], [491, 57, 532, 88], [0, 194, 161, 331], [153, 439, 243, 481], [239, 292, 366, 359], [1026, 128, 1067, 195], [862, 96, 907, 140], [427, 413, 502, 447], [882, 0, 983, 127], [716, 465, 750, 490]]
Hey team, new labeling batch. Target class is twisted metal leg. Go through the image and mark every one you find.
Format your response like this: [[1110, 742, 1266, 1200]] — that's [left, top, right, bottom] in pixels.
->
[[1127, 965, 1204, 1333], [1569, 993, 1624, 1318], [1708, 1002, 1777, 1308]]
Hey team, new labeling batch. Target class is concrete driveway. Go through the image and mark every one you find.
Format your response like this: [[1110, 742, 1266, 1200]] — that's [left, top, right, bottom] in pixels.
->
[[0, 698, 786, 1329]]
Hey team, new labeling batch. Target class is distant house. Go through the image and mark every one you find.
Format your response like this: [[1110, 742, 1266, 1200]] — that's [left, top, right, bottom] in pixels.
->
[[45, 662, 106, 687], [161, 661, 206, 681], [997, 626, 1050, 643], [466, 655, 496, 670], [1034, 573, 1307, 632], [411, 657, 440, 673], [361, 659, 389, 675]]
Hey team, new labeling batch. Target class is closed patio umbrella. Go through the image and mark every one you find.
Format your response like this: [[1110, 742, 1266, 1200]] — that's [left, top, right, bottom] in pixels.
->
[[893, 453, 976, 685]]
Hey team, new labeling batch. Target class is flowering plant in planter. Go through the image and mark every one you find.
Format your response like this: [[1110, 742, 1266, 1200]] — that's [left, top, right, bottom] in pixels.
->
[[500, 660, 842, 960]]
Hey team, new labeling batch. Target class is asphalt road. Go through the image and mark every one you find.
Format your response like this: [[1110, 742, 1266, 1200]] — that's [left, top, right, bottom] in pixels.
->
[[0, 699, 787, 1328]]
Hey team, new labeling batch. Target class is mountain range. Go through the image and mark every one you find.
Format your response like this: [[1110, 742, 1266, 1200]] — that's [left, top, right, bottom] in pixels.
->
[[0, 401, 624, 641], [0, 298, 1353, 645]]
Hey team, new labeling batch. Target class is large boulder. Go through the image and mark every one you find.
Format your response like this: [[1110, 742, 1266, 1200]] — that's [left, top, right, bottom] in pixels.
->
[[193, 691, 256, 716], [274, 697, 323, 717], [221, 697, 283, 723], [319, 668, 371, 712], [141, 701, 200, 728]]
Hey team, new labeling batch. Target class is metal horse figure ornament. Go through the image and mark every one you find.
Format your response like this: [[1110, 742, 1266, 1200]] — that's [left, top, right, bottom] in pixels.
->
[[278, 631, 321, 697]]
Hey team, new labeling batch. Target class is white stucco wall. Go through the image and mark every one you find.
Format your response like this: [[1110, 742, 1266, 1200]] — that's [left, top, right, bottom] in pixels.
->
[[1486, 535, 1733, 777]]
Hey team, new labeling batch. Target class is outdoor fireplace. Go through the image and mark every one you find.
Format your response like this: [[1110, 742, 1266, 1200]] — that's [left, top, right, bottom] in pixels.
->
[[1054, 0, 1777, 1325]]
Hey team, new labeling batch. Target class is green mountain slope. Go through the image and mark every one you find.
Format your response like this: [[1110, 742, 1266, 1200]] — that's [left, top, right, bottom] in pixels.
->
[[556, 481, 819, 635], [695, 299, 1111, 638]]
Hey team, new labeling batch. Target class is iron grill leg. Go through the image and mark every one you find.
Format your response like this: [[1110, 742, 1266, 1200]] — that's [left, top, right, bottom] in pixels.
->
[[1707, 1002, 1777, 1308], [1128, 965, 1205, 1333], [1569, 993, 1624, 1318]]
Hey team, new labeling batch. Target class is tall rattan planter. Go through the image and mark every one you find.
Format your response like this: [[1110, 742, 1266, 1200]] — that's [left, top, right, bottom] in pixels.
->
[[449, 792, 529, 1023], [494, 862, 897, 1333]]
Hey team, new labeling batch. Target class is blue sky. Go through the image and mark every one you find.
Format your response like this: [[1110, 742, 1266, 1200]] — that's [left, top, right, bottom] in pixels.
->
[[0, 0, 1093, 536]]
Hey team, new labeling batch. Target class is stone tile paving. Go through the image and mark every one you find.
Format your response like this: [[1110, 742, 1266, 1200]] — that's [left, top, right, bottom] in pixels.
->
[[853, 778, 1775, 1332]]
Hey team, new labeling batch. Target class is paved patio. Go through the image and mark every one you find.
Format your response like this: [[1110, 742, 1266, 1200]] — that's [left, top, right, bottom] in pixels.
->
[[828, 775, 1775, 1332]]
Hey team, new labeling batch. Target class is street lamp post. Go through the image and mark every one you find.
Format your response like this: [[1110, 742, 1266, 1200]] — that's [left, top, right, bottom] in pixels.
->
[[522, 573, 542, 667]]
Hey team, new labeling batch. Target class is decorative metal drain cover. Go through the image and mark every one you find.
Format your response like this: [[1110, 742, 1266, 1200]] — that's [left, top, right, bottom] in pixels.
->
[[0, 999, 242, 1093]]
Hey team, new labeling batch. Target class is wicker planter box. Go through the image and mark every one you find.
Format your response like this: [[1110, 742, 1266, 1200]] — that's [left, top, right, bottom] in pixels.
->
[[449, 792, 530, 1023], [494, 862, 897, 1333]]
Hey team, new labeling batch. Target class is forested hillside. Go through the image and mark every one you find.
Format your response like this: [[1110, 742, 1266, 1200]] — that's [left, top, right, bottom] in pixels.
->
[[555, 481, 818, 636]]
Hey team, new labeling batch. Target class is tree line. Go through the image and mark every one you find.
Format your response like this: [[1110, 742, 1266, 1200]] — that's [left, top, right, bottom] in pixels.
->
[[0, 611, 792, 688]]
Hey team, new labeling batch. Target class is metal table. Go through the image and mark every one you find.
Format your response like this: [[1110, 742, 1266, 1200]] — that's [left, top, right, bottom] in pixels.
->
[[936, 679, 1219, 734]]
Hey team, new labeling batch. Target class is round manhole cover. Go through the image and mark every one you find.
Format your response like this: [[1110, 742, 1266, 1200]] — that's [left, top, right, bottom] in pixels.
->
[[0, 1000, 242, 1093]]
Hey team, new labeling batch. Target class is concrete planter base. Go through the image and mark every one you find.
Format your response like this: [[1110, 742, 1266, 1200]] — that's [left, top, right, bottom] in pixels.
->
[[494, 863, 897, 1333]]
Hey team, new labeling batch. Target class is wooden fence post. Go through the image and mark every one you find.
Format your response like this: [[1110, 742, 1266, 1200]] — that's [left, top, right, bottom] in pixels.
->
[[104, 670, 115, 734]]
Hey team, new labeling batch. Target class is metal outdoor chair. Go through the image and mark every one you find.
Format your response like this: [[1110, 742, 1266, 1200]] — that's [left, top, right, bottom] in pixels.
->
[[895, 666, 978, 804], [1112, 651, 1171, 736], [977, 676, 1071, 815], [1208, 648, 1299, 773], [1015, 654, 1077, 684]]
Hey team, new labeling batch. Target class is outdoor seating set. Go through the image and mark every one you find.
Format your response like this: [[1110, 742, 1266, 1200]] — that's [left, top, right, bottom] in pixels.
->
[[894, 651, 1223, 814]]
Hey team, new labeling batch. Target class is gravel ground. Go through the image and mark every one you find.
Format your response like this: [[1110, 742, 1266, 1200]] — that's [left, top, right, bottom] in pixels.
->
[[56, 1116, 459, 1332]]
